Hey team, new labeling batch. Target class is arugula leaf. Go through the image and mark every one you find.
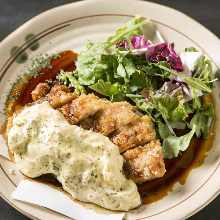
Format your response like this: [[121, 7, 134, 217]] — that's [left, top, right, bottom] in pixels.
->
[[151, 96, 178, 135], [89, 80, 126, 101], [149, 62, 213, 93], [194, 56, 213, 81], [162, 126, 196, 159], [153, 96, 189, 122], [189, 104, 214, 138], [153, 96, 178, 119], [184, 55, 216, 98], [183, 76, 212, 93]]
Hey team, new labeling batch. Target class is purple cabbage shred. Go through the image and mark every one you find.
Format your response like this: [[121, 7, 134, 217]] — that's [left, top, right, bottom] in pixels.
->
[[116, 35, 184, 72], [147, 43, 183, 72], [130, 35, 150, 49]]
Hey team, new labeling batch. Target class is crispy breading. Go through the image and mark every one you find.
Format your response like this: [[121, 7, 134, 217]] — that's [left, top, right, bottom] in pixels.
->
[[60, 94, 106, 124], [112, 116, 156, 153], [94, 102, 139, 135], [48, 84, 77, 108], [30, 84, 166, 183], [123, 140, 166, 183], [31, 83, 50, 101]]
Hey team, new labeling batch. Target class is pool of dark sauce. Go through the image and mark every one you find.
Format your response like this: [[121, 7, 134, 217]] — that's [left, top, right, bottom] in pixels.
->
[[1, 50, 215, 205]]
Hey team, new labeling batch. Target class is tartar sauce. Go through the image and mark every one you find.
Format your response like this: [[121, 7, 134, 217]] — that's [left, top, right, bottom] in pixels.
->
[[8, 102, 141, 211]]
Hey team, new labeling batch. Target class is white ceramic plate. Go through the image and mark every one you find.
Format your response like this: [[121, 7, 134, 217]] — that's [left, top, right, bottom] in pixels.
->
[[0, 0, 220, 219]]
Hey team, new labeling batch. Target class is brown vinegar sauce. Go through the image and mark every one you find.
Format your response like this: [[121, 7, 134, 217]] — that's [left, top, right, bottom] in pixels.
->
[[1, 50, 215, 205]]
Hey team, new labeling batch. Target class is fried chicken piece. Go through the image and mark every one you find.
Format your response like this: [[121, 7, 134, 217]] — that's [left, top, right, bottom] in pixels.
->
[[29, 84, 167, 183], [112, 116, 156, 153], [123, 140, 166, 183], [60, 94, 106, 124], [94, 102, 139, 135], [48, 84, 77, 108], [31, 83, 50, 101]]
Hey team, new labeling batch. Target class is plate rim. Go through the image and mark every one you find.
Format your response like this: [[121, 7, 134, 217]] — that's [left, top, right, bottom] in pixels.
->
[[0, 1, 220, 220]]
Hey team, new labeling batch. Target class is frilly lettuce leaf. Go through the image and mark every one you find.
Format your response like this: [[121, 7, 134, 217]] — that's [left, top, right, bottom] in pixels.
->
[[152, 96, 190, 123], [193, 55, 215, 88], [189, 104, 214, 138], [157, 121, 172, 139], [76, 42, 109, 85], [162, 126, 196, 159]]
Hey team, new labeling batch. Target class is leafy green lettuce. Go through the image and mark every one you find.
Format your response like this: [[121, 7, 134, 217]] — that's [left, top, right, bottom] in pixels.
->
[[189, 104, 214, 138], [89, 80, 126, 101], [127, 94, 213, 159], [162, 126, 196, 159], [76, 42, 110, 85], [57, 17, 216, 160]]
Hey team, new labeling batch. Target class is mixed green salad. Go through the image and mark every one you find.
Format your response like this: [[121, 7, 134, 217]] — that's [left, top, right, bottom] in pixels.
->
[[58, 17, 216, 159]]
